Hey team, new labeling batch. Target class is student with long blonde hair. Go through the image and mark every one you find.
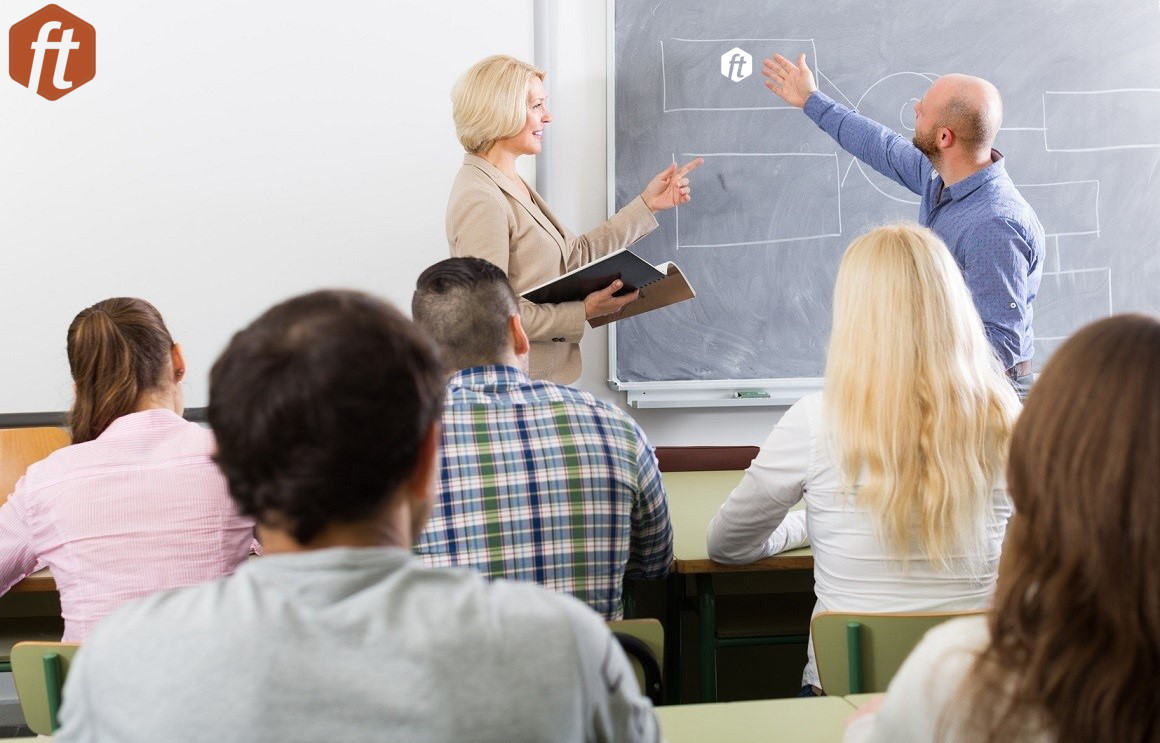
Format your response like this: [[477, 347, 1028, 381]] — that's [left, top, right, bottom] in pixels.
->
[[845, 314, 1160, 741], [707, 223, 1020, 694]]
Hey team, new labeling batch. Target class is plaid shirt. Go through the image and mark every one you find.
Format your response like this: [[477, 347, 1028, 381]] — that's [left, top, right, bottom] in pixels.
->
[[416, 365, 672, 619]]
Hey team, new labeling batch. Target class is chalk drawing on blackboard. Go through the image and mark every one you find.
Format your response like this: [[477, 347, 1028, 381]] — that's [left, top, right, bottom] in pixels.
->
[[840, 159, 856, 188], [853, 160, 920, 205], [845, 71, 941, 204], [661, 38, 818, 112], [1018, 182, 1110, 362], [1042, 89, 1160, 152], [1032, 267, 1114, 337], [900, 99, 920, 130], [1032, 264, 1115, 372], [1016, 180, 1100, 238], [815, 69, 857, 109], [1047, 235, 1061, 272], [613, 0, 1160, 391], [671, 152, 842, 248]]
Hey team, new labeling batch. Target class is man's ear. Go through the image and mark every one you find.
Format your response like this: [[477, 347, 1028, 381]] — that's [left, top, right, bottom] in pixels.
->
[[407, 420, 441, 505], [939, 127, 955, 150], [171, 343, 186, 382], [509, 313, 530, 356]]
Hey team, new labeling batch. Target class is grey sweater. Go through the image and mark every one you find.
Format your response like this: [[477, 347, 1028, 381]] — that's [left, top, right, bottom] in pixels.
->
[[55, 547, 660, 742]]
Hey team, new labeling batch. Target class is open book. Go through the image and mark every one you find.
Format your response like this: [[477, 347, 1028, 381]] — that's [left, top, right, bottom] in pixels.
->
[[519, 248, 696, 328]]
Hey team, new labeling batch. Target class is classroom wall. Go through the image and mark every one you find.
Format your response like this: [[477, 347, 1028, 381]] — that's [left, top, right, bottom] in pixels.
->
[[0, 0, 536, 416], [0, 0, 781, 444]]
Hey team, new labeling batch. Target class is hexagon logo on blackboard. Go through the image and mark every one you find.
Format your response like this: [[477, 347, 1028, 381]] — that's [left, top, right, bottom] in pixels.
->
[[720, 47, 751, 83]]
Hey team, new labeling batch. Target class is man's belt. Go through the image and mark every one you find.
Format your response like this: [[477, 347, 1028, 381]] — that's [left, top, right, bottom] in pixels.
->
[[1007, 360, 1032, 380]]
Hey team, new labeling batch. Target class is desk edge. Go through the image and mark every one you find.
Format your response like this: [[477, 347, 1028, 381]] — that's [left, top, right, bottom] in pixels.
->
[[673, 556, 814, 574]]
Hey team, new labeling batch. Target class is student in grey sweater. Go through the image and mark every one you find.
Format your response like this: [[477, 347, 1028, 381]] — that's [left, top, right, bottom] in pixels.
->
[[55, 290, 660, 743]]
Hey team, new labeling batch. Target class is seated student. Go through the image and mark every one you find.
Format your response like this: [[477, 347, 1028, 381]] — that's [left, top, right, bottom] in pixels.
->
[[410, 258, 672, 619], [55, 290, 659, 743], [845, 314, 1160, 742], [706, 223, 1020, 695], [0, 297, 255, 641]]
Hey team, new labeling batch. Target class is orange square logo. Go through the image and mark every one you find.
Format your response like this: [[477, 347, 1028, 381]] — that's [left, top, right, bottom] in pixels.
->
[[9, 4, 95, 100]]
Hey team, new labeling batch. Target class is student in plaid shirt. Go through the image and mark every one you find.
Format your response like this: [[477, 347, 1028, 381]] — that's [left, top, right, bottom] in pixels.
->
[[412, 257, 673, 619]]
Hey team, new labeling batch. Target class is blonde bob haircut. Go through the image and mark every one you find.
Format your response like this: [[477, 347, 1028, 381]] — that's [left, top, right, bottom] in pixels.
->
[[824, 222, 1020, 575], [452, 55, 545, 155]]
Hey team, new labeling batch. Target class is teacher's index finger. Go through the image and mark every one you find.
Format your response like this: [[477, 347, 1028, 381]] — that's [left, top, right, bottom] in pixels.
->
[[677, 157, 704, 177]]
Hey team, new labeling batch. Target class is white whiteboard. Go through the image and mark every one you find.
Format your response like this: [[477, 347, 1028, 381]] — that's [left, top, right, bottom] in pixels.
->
[[0, 0, 533, 415]]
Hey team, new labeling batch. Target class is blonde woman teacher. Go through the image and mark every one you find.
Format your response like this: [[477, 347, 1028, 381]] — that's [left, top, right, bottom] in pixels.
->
[[447, 55, 702, 384]]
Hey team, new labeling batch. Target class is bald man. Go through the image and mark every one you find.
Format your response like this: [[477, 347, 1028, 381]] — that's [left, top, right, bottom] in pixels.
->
[[767, 54, 1044, 394]]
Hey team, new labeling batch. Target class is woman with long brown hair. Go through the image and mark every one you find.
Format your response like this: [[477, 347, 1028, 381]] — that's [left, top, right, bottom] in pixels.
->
[[0, 298, 256, 641], [845, 313, 1160, 741]]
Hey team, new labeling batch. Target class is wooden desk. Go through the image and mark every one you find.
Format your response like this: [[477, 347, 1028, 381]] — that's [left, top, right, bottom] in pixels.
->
[[662, 471, 814, 704], [9, 568, 56, 593], [665, 471, 812, 573], [656, 697, 853, 743]]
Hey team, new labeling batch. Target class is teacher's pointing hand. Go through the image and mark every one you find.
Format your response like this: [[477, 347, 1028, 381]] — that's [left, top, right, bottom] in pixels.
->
[[641, 157, 704, 212]]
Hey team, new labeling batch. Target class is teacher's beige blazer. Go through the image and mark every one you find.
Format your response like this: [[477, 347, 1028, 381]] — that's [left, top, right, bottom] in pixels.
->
[[446, 154, 658, 384]]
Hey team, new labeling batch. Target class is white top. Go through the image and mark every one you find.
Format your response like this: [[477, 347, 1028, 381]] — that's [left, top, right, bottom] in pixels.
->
[[705, 392, 1011, 687], [843, 615, 1053, 742], [56, 548, 659, 743]]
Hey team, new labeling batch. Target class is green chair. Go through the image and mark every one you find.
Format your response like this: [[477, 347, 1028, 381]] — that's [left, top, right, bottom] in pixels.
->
[[812, 610, 984, 695], [11, 641, 80, 735], [608, 618, 664, 705]]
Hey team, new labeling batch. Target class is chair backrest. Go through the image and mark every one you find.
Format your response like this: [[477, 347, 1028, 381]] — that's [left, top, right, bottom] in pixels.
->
[[608, 618, 664, 705], [11, 641, 80, 735], [0, 426, 70, 505], [812, 610, 985, 695]]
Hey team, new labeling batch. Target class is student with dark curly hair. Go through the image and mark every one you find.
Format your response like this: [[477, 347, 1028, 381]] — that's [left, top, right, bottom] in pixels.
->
[[845, 314, 1160, 742], [54, 290, 660, 743]]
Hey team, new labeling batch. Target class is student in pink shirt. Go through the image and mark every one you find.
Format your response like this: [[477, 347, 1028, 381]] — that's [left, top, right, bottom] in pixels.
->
[[0, 297, 257, 641]]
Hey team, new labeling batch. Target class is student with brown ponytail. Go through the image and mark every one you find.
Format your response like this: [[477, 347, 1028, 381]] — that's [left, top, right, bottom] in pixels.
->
[[0, 298, 257, 641], [845, 314, 1160, 742]]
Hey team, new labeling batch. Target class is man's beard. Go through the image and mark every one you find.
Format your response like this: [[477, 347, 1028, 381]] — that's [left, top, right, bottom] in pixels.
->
[[912, 126, 939, 161]]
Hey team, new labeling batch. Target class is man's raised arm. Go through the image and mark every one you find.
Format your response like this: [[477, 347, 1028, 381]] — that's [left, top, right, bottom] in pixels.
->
[[764, 53, 931, 196]]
